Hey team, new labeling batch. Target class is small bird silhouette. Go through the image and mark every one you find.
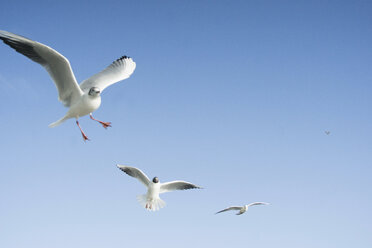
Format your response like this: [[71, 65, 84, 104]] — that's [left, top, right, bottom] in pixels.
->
[[216, 202, 269, 215], [117, 165, 202, 211]]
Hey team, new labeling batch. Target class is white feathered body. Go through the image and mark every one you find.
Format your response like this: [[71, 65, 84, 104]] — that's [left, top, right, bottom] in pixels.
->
[[137, 182, 166, 211], [49, 94, 101, 127], [238, 205, 248, 215], [67, 94, 101, 118]]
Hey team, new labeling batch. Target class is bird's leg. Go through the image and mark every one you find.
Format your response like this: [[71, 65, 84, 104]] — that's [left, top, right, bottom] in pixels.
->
[[90, 114, 111, 129], [76, 120, 90, 141]]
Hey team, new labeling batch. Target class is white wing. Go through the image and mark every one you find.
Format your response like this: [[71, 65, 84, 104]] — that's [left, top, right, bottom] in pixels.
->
[[247, 202, 270, 207], [0, 30, 83, 107], [79, 56, 136, 93], [215, 206, 242, 214], [116, 164, 150, 187], [160, 180, 202, 194]]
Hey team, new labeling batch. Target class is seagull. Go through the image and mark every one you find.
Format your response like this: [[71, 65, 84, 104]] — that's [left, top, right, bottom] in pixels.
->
[[0, 30, 136, 141], [325, 131, 331, 135], [117, 164, 202, 211], [215, 202, 269, 215]]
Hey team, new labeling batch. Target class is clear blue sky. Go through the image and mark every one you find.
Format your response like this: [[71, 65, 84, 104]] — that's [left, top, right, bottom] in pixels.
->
[[0, 0, 371, 247]]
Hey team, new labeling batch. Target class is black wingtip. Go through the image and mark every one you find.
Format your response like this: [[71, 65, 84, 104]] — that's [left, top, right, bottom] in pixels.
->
[[119, 166, 135, 177], [0, 35, 46, 65], [183, 184, 203, 190], [115, 55, 131, 62]]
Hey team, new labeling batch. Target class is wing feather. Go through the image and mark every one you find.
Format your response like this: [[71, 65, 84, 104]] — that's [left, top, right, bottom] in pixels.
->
[[215, 206, 242, 214], [247, 202, 269, 207], [79, 56, 136, 93], [116, 164, 150, 187], [0, 30, 83, 106], [160, 181, 202, 194]]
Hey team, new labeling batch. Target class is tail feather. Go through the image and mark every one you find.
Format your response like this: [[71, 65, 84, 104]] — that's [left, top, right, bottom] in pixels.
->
[[49, 116, 69, 128], [137, 194, 166, 211]]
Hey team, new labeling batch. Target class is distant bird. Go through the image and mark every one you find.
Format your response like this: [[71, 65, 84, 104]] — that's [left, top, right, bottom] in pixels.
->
[[325, 131, 331, 135], [0, 30, 136, 141], [117, 165, 202, 211], [216, 202, 269, 215]]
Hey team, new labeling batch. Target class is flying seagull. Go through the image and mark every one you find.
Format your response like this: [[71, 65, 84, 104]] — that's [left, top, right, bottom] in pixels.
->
[[325, 131, 331, 135], [117, 164, 202, 211], [0, 30, 136, 141], [215, 202, 269, 215]]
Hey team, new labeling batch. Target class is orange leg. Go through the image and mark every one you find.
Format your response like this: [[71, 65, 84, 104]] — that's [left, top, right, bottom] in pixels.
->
[[90, 114, 111, 129], [76, 120, 89, 141]]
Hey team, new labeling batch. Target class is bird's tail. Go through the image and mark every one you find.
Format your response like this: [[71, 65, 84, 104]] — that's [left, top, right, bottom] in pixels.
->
[[49, 116, 69, 128], [136, 194, 166, 211]]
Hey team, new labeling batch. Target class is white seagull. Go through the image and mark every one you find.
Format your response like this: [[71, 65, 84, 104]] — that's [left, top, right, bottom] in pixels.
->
[[0, 30, 136, 141], [216, 202, 269, 215], [117, 164, 202, 211]]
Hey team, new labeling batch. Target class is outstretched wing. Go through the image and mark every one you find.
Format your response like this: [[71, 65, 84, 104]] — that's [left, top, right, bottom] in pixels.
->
[[160, 181, 202, 194], [215, 206, 242, 214], [116, 164, 150, 187], [79, 56, 136, 93], [247, 202, 269, 207], [0, 30, 83, 107]]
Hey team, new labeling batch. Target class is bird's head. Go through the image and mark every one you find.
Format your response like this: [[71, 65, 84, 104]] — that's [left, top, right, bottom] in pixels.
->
[[152, 177, 159, 183], [88, 87, 101, 97]]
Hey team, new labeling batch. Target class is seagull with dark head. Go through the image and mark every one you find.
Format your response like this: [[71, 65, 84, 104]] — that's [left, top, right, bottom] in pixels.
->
[[216, 202, 269, 215], [0, 30, 136, 141], [117, 165, 202, 211]]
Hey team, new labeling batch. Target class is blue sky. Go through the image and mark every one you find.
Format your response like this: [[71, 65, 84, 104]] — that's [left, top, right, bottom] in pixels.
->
[[0, 0, 371, 247]]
